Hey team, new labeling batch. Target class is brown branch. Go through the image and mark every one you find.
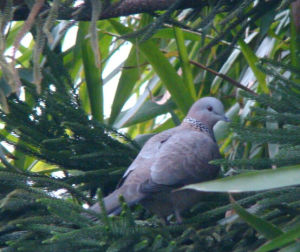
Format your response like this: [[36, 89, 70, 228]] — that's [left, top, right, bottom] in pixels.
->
[[13, 0, 45, 58], [190, 60, 258, 96], [292, 0, 300, 32], [11, 0, 208, 21], [11, 0, 45, 94]]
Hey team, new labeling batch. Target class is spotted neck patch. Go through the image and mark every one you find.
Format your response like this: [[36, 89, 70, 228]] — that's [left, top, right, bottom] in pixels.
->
[[183, 117, 216, 141], [183, 117, 210, 133]]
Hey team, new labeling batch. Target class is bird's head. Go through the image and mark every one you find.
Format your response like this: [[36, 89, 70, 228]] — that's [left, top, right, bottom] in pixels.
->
[[186, 97, 230, 128]]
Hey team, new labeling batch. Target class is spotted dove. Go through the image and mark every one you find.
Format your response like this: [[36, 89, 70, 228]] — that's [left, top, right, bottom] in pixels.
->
[[90, 97, 229, 223]]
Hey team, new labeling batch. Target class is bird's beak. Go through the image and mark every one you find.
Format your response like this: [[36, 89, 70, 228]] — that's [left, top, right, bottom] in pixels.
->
[[222, 115, 231, 122]]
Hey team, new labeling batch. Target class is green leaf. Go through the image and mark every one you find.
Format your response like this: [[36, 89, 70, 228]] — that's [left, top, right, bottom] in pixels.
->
[[279, 241, 300, 252], [109, 46, 144, 125], [78, 22, 103, 122], [154, 28, 200, 41], [256, 224, 300, 252], [231, 196, 283, 240], [183, 165, 300, 192], [139, 40, 194, 113], [109, 20, 194, 114], [238, 39, 269, 93], [258, 10, 276, 41], [211, 32, 258, 93], [174, 27, 196, 99], [151, 118, 175, 133], [13, 151, 36, 171], [79, 82, 91, 114], [112, 75, 161, 128], [114, 100, 176, 128], [5, 22, 24, 48], [96, 21, 114, 65], [29, 160, 58, 173]]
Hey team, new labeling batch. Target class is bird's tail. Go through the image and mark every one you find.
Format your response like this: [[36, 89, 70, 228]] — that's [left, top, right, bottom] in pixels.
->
[[89, 188, 122, 215], [89, 187, 144, 216]]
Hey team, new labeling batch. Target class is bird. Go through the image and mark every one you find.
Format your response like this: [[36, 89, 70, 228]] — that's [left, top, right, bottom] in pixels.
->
[[89, 97, 229, 224]]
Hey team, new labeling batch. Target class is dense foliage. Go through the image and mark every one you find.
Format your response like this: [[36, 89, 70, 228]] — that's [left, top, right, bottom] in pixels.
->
[[0, 0, 300, 251]]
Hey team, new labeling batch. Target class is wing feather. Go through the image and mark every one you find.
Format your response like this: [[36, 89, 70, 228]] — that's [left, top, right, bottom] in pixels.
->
[[140, 129, 220, 193]]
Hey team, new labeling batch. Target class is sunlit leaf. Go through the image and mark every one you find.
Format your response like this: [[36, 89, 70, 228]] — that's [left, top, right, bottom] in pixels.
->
[[183, 165, 300, 192]]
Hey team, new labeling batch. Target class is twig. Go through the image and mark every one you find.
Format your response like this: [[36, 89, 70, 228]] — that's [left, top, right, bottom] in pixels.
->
[[12, 0, 45, 92], [190, 60, 258, 96]]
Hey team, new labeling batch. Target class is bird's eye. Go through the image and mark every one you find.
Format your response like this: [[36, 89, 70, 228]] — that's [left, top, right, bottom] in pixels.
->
[[207, 106, 213, 111]]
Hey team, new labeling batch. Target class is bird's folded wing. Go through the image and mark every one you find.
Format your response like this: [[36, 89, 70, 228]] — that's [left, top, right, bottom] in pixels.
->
[[140, 130, 220, 193], [116, 128, 177, 188]]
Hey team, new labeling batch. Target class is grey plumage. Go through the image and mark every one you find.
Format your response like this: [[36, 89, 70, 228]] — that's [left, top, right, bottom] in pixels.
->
[[90, 97, 229, 223]]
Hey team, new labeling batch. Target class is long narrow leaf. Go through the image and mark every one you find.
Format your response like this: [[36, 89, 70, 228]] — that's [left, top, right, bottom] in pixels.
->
[[174, 27, 196, 99], [183, 165, 300, 192], [78, 22, 103, 122], [113, 76, 161, 128], [256, 224, 300, 252], [115, 99, 176, 128], [109, 46, 143, 125], [211, 32, 258, 93], [238, 39, 269, 93], [230, 196, 283, 239], [110, 20, 194, 114]]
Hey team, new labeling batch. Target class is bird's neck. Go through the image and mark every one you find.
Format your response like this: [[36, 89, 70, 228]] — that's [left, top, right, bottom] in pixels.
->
[[182, 117, 216, 141]]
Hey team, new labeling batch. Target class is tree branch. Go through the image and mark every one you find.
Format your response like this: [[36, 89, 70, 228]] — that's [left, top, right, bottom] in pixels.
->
[[12, 0, 207, 21], [190, 60, 258, 96]]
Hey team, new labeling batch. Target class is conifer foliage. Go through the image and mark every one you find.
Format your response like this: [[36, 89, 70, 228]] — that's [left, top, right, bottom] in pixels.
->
[[0, 0, 300, 251], [1, 58, 300, 252]]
